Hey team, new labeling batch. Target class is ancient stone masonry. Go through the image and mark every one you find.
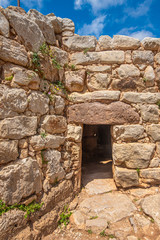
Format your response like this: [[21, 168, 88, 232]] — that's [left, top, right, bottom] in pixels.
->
[[0, 5, 160, 239]]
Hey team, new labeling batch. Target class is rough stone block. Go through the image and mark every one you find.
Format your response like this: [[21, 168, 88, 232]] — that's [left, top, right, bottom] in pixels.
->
[[0, 36, 28, 66], [140, 105, 159, 123], [0, 140, 18, 165], [97, 35, 112, 50], [113, 166, 139, 188], [67, 125, 82, 142], [140, 168, 160, 184], [141, 37, 160, 50], [55, 95, 65, 115], [100, 50, 125, 64], [116, 64, 140, 79], [132, 50, 154, 65], [0, 157, 42, 204], [0, 12, 9, 37], [62, 18, 75, 32], [0, 116, 37, 139], [87, 73, 111, 91], [41, 115, 67, 134], [122, 92, 160, 104], [112, 35, 141, 50], [144, 66, 155, 87], [86, 65, 111, 73], [146, 124, 160, 141], [113, 143, 155, 169], [28, 91, 49, 115], [65, 70, 85, 92], [112, 125, 145, 141], [68, 102, 140, 125], [63, 35, 97, 51], [50, 46, 68, 67], [155, 53, 160, 65]]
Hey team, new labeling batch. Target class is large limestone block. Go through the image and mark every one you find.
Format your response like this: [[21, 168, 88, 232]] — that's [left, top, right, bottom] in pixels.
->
[[117, 64, 140, 79], [43, 150, 65, 183], [50, 46, 68, 67], [6, 9, 45, 52], [97, 35, 112, 50], [0, 116, 37, 139], [141, 37, 160, 50], [86, 65, 111, 73], [140, 105, 159, 123], [0, 85, 28, 119], [114, 166, 139, 188], [146, 124, 160, 141], [113, 143, 155, 169], [28, 91, 49, 115], [0, 140, 18, 165], [87, 73, 111, 91], [41, 115, 67, 134], [140, 168, 160, 184], [122, 92, 160, 104], [0, 12, 9, 37], [47, 14, 62, 34], [67, 125, 82, 143], [30, 135, 65, 151], [112, 125, 145, 141], [132, 50, 154, 65], [27, 9, 56, 45], [62, 18, 75, 32], [70, 90, 120, 103], [113, 35, 141, 50], [67, 101, 140, 125], [70, 51, 124, 65], [0, 36, 28, 66], [0, 157, 42, 204], [63, 35, 97, 51], [65, 70, 85, 92], [144, 66, 155, 87]]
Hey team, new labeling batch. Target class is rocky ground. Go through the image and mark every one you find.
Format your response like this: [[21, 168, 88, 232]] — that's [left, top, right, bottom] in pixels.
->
[[44, 161, 160, 240]]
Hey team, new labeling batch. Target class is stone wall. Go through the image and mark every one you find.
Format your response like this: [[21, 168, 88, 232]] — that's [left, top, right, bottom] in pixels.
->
[[0, 5, 160, 239]]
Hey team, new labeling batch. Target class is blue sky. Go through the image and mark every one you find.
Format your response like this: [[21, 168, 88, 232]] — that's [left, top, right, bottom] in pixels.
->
[[0, 0, 159, 40]]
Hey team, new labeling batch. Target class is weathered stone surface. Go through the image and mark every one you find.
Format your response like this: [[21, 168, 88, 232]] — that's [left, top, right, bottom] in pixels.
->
[[114, 166, 139, 188], [132, 51, 154, 65], [141, 37, 160, 50], [98, 35, 112, 50], [55, 95, 65, 115], [63, 35, 97, 51], [87, 73, 111, 91], [70, 90, 120, 103], [149, 157, 160, 168], [6, 9, 45, 51], [113, 35, 141, 50], [0, 116, 37, 139], [112, 125, 145, 141], [0, 36, 28, 66], [70, 210, 85, 229], [67, 125, 82, 143], [62, 30, 74, 37], [111, 78, 139, 91], [122, 92, 160, 104], [28, 91, 49, 115], [10, 67, 40, 90], [43, 150, 65, 183], [65, 70, 85, 92], [144, 66, 155, 87], [41, 115, 67, 134], [30, 135, 65, 151], [116, 64, 140, 79], [113, 143, 155, 169], [0, 158, 42, 204], [62, 18, 75, 32], [70, 51, 125, 65], [86, 65, 111, 73], [47, 15, 62, 34], [0, 140, 18, 165], [140, 105, 159, 123], [27, 9, 56, 45], [86, 218, 108, 232], [12, 226, 33, 240], [80, 193, 136, 222], [0, 210, 27, 240], [0, 12, 9, 37], [50, 46, 68, 67], [142, 194, 160, 226], [140, 168, 160, 184], [85, 179, 117, 195], [146, 124, 160, 141], [155, 53, 160, 65], [0, 85, 28, 119], [68, 101, 140, 125]]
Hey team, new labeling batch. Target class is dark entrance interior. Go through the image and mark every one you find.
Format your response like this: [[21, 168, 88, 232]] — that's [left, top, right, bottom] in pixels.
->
[[82, 125, 113, 186]]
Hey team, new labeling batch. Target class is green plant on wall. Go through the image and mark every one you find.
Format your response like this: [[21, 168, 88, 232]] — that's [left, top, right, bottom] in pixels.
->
[[5, 75, 14, 81], [39, 42, 50, 55], [58, 205, 72, 226]]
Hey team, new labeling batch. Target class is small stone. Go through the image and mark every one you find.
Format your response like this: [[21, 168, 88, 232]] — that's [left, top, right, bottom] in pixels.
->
[[146, 124, 160, 141], [19, 148, 28, 159], [116, 64, 140, 79], [113, 166, 139, 188], [41, 115, 67, 134], [67, 125, 82, 143], [140, 105, 159, 123], [149, 157, 160, 168], [142, 37, 160, 50], [98, 35, 112, 50], [86, 218, 108, 232], [65, 70, 85, 92], [87, 73, 111, 91], [62, 18, 75, 32], [28, 91, 49, 115], [112, 125, 145, 141], [46, 15, 62, 34], [113, 35, 141, 50], [50, 46, 68, 67], [140, 168, 160, 184], [55, 95, 65, 115], [19, 139, 28, 149], [86, 65, 111, 73], [144, 66, 155, 87], [132, 50, 154, 65], [0, 140, 18, 165], [155, 53, 160, 65], [70, 210, 85, 229], [127, 236, 138, 240]]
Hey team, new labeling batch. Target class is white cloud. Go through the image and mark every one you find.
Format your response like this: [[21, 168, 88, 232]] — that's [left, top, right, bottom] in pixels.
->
[[78, 15, 106, 37], [74, 0, 125, 13], [125, 0, 153, 18], [0, 0, 10, 8], [117, 27, 154, 40]]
